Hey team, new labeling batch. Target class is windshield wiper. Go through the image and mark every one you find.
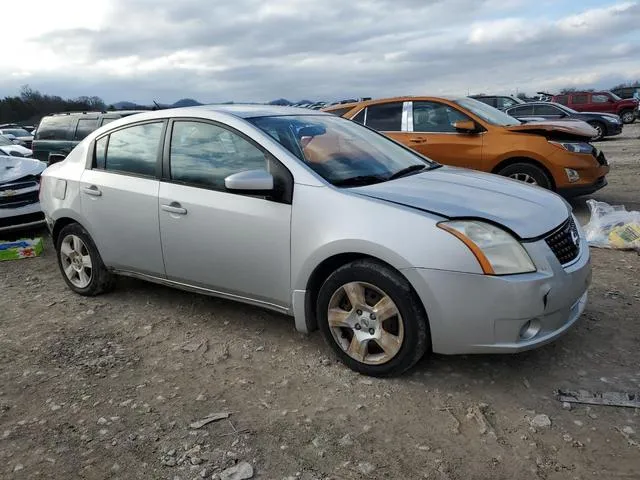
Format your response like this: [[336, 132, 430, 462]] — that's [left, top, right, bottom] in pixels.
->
[[388, 164, 428, 180], [333, 175, 388, 187]]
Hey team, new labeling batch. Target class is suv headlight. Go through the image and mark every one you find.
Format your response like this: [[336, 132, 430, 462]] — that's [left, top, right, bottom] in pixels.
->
[[438, 220, 536, 275], [549, 141, 593, 154]]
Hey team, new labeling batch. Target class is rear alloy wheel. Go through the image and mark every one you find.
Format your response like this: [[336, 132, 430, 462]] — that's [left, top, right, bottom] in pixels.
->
[[620, 110, 635, 124], [498, 162, 552, 190], [317, 259, 429, 377], [56, 223, 114, 296], [588, 121, 605, 141]]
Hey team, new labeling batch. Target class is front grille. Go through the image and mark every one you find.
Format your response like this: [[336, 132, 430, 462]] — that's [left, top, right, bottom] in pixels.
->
[[0, 180, 39, 209], [545, 217, 580, 265]]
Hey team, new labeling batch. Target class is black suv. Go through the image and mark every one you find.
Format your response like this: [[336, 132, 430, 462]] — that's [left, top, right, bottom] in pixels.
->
[[32, 111, 145, 163], [504, 102, 623, 141]]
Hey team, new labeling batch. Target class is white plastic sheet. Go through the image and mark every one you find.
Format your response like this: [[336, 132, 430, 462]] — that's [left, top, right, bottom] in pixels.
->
[[584, 200, 640, 251]]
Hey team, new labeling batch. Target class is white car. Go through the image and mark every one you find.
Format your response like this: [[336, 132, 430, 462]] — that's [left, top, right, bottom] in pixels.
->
[[0, 135, 32, 157], [0, 156, 46, 233]]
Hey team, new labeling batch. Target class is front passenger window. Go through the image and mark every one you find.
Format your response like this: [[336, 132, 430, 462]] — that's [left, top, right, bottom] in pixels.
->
[[169, 121, 267, 189], [413, 102, 470, 133]]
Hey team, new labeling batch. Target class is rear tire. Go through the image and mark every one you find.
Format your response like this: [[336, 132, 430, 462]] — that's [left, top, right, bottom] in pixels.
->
[[55, 223, 114, 296], [316, 259, 430, 377], [587, 121, 605, 141], [497, 162, 552, 190], [620, 109, 635, 124]]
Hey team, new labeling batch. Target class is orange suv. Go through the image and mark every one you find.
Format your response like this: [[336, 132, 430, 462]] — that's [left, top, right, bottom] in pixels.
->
[[323, 96, 609, 196]]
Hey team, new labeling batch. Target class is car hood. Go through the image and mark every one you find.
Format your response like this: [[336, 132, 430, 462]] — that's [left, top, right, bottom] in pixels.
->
[[0, 156, 46, 184], [505, 120, 596, 139], [0, 144, 32, 156], [352, 166, 570, 239]]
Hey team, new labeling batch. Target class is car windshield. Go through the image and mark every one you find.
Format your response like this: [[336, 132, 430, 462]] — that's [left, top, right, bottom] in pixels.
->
[[608, 91, 622, 101], [0, 135, 14, 146], [2, 128, 30, 137], [454, 98, 521, 126], [249, 115, 438, 187]]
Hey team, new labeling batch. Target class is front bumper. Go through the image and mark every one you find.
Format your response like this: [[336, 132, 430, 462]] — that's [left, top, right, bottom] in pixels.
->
[[0, 202, 45, 234], [604, 122, 623, 136], [403, 232, 591, 355], [558, 176, 607, 197]]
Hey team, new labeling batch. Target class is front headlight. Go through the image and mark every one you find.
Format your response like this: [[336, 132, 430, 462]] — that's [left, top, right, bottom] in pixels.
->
[[605, 116, 620, 123], [438, 220, 536, 275], [549, 141, 593, 154]]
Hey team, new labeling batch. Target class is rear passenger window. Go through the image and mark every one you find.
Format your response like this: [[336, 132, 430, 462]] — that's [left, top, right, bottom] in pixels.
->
[[573, 94, 588, 105], [365, 103, 403, 131], [102, 122, 163, 176], [508, 105, 534, 116], [74, 118, 100, 141], [34, 116, 75, 140], [555, 95, 569, 105]]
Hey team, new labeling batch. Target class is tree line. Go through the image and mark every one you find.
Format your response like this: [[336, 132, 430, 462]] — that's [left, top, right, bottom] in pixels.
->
[[0, 85, 113, 126]]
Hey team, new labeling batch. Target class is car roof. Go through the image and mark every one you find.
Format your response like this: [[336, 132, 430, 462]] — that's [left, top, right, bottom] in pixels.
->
[[138, 104, 330, 119]]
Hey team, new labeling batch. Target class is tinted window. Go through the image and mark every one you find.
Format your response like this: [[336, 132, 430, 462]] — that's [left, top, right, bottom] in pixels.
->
[[95, 136, 107, 169], [352, 109, 366, 124], [555, 95, 569, 105], [573, 94, 588, 105], [592, 94, 609, 103], [104, 122, 163, 176], [508, 105, 534, 116], [169, 121, 266, 189], [34, 116, 75, 140], [365, 102, 403, 131], [534, 104, 563, 116], [413, 101, 470, 133], [74, 118, 100, 141], [473, 97, 497, 108]]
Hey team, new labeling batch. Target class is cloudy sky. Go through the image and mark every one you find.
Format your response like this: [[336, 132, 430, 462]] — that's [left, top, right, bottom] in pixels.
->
[[4, 0, 639, 104]]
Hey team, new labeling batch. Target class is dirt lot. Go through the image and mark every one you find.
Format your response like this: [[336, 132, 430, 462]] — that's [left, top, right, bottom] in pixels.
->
[[1, 124, 639, 480]]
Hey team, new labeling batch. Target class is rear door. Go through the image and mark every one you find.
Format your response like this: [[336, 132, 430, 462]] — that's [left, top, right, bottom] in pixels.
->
[[406, 100, 483, 169], [79, 120, 166, 276], [569, 93, 590, 112]]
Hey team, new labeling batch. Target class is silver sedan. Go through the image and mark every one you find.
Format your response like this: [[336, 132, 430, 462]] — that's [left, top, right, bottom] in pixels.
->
[[39, 105, 591, 376]]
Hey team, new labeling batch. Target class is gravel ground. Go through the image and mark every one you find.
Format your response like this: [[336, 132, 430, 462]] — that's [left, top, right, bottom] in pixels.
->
[[1, 124, 639, 480]]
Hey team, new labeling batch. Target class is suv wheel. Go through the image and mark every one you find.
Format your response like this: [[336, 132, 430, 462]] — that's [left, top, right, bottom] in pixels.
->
[[316, 259, 429, 377], [620, 110, 635, 124], [498, 162, 552, 190], [56, 223, 114, 296]]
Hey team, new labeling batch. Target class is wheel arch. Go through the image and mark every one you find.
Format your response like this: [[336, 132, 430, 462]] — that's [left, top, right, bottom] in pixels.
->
[[491, 157, 556, 191]]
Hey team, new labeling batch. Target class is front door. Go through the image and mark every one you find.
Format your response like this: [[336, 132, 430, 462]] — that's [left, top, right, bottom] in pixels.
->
[[158, 120, 292, 308], [405, 100, 484, 169], [79, 121, 166, 276]]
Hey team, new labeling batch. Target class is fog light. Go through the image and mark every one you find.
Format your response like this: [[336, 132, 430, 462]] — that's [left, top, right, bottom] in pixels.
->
[[519, 319, 541, 340], [565, 168, 580, 183]]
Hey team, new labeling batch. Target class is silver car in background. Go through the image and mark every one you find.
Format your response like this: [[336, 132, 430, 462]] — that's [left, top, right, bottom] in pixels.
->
[[39, 106, 591, 376]]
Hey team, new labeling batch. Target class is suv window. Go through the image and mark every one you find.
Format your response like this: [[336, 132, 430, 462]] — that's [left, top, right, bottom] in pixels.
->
[[413, 101, 470, 133], [34, 116, 75, 140], [101, 122, 163, 176], [555, 95, 569, 105], [592, 94, 609, 103], [74, 118, 100, 141], [169, 121, 267, 189], [364, 102, 403, 131], [572, 94, 589, 105], [507, 105, 534, 116], [534, 104, 563, 116]]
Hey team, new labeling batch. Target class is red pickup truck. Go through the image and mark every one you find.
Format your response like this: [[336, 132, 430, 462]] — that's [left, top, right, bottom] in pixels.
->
[[552, 91, 638, 124]]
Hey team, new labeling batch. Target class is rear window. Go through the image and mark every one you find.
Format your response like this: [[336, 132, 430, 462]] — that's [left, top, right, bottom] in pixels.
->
[[74, 118, 100, 141], [364, 102, 403, 131], [35, 116, 75, 140]]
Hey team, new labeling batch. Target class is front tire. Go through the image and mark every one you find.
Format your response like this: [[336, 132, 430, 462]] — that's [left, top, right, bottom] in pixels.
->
[[56, 223, 114, 296], [588, 121, 605, 141], [316, 259, 429, 377], [620, 109, 635, 124], [497, 162, 552, 190]]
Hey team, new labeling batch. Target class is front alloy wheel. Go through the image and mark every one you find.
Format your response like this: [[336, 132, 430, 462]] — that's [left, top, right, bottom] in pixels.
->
[[60, 234, 93, 288], [317, 259, 429, 377]]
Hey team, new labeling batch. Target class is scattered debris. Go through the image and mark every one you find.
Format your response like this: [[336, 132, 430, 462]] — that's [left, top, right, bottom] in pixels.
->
[[556, 389, 640, 408], [358, 462, 376, 475], [562, 402, 572, 411], [529, 414, 552, 429], [189, 412, 231, 429], [466, 404, 495, 437], [219, 461, 254, 480], [615, 427, 640, 449], [439, 407, 461, 434]]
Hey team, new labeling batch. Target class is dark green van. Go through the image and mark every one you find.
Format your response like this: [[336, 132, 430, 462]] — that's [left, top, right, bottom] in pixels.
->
[[32, 111, 145, 163]]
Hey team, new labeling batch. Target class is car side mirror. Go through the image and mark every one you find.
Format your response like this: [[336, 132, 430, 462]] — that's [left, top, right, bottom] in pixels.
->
[[453, 120, 477, 133], [225, 169, 274, 193], [48, 153, 67, 165]]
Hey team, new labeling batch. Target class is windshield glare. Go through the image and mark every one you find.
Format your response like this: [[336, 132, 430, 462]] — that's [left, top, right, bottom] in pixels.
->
[[454, 98, 521, 126], [249, 115, 435, 186], [3, 128, 30, 137]]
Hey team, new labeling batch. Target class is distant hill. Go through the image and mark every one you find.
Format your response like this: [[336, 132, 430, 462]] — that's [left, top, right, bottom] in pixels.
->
[[172, 98, 203, 108]]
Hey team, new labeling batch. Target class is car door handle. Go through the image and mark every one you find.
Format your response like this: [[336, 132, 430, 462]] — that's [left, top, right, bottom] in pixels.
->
[[161, 202, 187, 215], [409, 137, 427, 144], [81, 185, 102, 196]]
